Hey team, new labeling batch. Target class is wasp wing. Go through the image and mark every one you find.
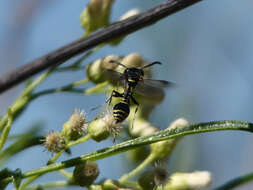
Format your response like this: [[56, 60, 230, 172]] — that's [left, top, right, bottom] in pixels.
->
[[134, 79, 174, 98], [142, 79, 174, 88], [103, 69, 125, 86]]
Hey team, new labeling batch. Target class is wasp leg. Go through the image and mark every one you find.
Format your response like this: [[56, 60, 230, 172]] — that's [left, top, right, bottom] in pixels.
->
[[130, 95, 139, 129], [106, 90, 124, 105]]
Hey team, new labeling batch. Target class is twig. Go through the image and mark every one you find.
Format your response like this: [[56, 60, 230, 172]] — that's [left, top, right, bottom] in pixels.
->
[[0, 0, 202, 94], [212, 172, 253, 190]]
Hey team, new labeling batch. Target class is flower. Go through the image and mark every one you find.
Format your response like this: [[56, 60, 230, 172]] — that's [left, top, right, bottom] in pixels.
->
[[62, 109, 87, 140], [44, 131, 65, 153]]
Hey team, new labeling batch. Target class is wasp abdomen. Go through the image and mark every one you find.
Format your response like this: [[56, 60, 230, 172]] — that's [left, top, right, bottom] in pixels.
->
[[113, 102, 130, 123]]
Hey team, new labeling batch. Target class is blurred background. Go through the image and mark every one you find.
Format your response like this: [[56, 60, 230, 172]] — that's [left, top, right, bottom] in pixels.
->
[[1, 0, 253, 189]]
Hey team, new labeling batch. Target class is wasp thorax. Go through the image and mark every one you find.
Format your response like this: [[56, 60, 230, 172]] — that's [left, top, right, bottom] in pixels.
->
[[122, 53, 143, 68]]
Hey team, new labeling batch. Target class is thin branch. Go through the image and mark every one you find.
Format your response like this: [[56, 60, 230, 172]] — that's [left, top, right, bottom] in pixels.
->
[[212, 172, 253, 190], [0, 0, 202, 94]]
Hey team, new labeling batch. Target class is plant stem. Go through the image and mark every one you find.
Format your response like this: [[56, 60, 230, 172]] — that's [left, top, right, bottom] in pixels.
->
[[58, 170, 72, 180], [31, 78, 89, 99], [48, 134, 91, 164], [19, 134, 91, 189], [0, 108, 13, 151], [2, 120, 253, 185], [25, 180, 74, 190], [19, 175, 42, 190], [119, 153, 156, 183], [0, 68, 54, 131], [85, 81, 109, 94], [212, 172, 253, 190]]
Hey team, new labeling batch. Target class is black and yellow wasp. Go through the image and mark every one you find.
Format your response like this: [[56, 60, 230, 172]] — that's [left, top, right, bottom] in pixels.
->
[[106, 60, 173, 124]]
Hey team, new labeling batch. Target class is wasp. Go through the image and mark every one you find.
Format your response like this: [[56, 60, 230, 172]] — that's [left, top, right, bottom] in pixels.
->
[[106, 60, 173, 124]]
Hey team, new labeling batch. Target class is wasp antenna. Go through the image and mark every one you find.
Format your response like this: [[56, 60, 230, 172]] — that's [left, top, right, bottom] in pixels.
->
[[109, 60, 127, 68], [142, 61, 161, 69]]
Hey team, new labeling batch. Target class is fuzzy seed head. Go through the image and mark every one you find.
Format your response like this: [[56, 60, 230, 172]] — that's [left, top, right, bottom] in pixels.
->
[[44, 131, 65, 153], [153, 163, 169, 188], [103, 114, 122, 138], [62, 109, 87, 140], [73, 161, 100, 187]]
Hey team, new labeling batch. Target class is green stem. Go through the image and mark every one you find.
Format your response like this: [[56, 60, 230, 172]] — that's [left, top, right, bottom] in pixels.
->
[[48, 134, 91, 164], [20, 135, 91, 189], [58, 170, 72, 180], [2, 120, 253, 184], [119, 153, 156, 183], [31, 78, 89, 99], [212, 172, 253, 190], [24, 180, 74, 190], [19, 175, 42, 190], [85, 81, 109, 94], [121, 181, 142, 190], [0, 69, 54, 131], [0, 108, 13, 150]]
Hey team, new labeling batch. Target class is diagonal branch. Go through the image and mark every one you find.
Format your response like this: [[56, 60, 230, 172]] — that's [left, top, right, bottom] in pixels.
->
[[0, 0, 202, 94]]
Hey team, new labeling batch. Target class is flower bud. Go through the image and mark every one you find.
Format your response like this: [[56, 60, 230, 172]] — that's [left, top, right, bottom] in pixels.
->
[[88, 114, 121, 141], [127, 146, 150, 163], [150, 118, 188, 159], [102, 55, 120, 70], [138, 165, 169, 190], [122, 53, 143, 68], [165, 171, 211, 190], [120, 9, 140, 21], [138, 170, 156, 190], [73, 161, 99, 187], [86, 56, 121, 84], [80, 0, 114, 35], [88, 118, 110, 142], [44, 131, 66, 153], [110, 9, 141, 46], [86, 59, 104, 83], [62, 109, 87, 140], [129, 118, 158, 137]]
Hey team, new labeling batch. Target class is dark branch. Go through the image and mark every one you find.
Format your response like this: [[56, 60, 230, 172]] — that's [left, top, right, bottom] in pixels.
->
[[0, 0, 202, 94]]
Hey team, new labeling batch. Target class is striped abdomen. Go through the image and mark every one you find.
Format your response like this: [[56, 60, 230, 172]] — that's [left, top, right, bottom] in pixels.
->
[[113, 101, 130, 123]]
